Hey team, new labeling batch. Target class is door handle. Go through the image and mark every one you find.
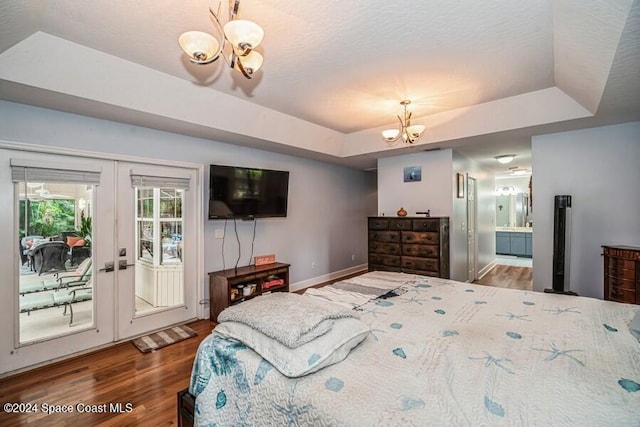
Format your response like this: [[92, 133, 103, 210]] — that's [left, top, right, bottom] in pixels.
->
[[119, 260, 136, 270], [99, 262, 115, 272]]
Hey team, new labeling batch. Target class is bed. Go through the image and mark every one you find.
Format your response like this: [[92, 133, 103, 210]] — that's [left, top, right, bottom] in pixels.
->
[[180, 271, 640, 426]]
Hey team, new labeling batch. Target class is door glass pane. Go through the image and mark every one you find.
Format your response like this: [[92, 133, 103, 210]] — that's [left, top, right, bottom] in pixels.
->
[[134, 187, 184, 315], [18, 181, 94, 343]]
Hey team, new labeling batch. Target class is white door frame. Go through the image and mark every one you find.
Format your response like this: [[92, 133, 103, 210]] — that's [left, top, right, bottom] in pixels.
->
[[0, 141, 204, 375], [467, 174, 478, 282]]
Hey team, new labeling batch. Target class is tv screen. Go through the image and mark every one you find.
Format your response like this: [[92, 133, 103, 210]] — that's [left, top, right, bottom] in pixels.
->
[[209, 165, 289, 219]]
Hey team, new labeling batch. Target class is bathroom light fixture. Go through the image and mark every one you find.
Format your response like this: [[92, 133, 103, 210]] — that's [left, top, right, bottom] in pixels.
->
[[178, 0, 264, 79], [382, 100, 426, 145], [494, 154, 516, 164]]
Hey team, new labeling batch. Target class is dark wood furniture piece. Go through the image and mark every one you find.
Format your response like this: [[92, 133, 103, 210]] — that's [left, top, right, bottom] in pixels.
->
[[177, 388, 195, 427], [602, 245, 640, 304], [368, 217, 450, 278], [208, 262, 290, 321]]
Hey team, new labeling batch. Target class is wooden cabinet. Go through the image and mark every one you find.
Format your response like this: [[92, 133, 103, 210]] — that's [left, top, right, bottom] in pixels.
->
[[602, 245, 639, 305], [208, 262, 290, 321], [496, 231, 532, 257], [368, 217, 449, 278]]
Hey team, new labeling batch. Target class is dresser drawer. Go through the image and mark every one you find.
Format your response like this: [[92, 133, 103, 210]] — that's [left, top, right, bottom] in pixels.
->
[[369, 253, 401, 267], [606, 275, 636, 291], [388, 219, 412, 230], [369, 264, 401, 273], [402, 268, 440, 277], [402, 244, 439, 258], [369, 242, 401, 255], [401, 256, 438, 272], [607, 264, 636, 280], [401, 231, 439, 245], [368, 218, 389, 230], [368, 230, 400, 243], [607, 285, 636, 303], [412, 219, 439, 232]]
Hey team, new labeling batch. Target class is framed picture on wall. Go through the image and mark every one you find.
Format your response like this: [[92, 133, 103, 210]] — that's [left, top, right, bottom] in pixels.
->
[[456, 173, 464, 198], [403, 166, 422, 182]]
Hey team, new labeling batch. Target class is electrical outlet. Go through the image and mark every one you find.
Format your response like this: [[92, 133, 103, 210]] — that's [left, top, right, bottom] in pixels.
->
[[351, 254, 356, 261], [311, 261, 317, 269], [214, 229, 224, 239]]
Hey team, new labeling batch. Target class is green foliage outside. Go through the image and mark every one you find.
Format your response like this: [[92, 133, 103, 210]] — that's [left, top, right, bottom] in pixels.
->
[[19, 199, 76, 238]]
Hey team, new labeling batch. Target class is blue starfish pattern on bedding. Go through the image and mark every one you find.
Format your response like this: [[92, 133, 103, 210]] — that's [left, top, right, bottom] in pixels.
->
[[273, 383, 313, 426], [603, 324, 618, 332], [545, 306, 581, 315], [402, 296, 428, 305], [496, 312, 531, 321], [469, 352, 515, 374], [531, 342, 585, 366]]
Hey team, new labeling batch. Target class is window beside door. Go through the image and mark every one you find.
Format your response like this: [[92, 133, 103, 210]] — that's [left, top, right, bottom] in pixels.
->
[[134, 187, 184, 314]]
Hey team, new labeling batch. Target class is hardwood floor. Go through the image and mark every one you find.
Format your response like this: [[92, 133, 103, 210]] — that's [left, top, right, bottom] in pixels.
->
[[473, 264, 533, 291], [0, 319, 215, 427]]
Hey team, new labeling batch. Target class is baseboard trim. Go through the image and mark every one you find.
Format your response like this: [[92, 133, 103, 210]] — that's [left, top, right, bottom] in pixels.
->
[[290, 264, 368, 293], [477, 260, 498, 280]]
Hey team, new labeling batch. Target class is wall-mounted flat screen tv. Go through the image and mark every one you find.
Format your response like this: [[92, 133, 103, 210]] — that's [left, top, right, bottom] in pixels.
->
[[209, 165, 289, 219]]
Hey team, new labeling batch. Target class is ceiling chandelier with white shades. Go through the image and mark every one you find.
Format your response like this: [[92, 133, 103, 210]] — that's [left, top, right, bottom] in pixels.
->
[[178, 0, 264, 79], [382, 100, 426, 145]]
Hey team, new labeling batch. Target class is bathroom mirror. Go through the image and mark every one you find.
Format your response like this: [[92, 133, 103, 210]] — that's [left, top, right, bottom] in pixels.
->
[[496, 192, 529, 227]]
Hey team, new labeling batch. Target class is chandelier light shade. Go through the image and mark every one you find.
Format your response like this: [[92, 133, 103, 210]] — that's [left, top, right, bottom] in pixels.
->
[[382, 100, 425, 145], [178, 31, 220, 64], [223, 20, 264, 52], [178, 0, 264, 78], [495, 154, 516, 164]]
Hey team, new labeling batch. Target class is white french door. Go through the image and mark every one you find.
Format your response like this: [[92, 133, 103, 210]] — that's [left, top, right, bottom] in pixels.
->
[[115, 162, 198, 340], [0, 148, 200, 375]]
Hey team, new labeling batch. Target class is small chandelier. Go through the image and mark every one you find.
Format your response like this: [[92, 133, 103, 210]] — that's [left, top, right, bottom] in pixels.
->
[[178, 0, 264, 79], [382, 100, 426, 144]]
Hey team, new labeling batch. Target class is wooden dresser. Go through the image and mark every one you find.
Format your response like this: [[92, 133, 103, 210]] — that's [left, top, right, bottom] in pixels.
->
[[602, 245, 640, 305], [368, 216, 450, 278]]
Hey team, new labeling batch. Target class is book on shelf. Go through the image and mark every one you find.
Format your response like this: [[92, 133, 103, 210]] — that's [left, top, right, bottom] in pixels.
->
[[263, 278, 284, 289]]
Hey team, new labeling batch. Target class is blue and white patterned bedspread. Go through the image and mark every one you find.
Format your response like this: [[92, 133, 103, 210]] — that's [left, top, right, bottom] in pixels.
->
[[190, 273, 640, 426]]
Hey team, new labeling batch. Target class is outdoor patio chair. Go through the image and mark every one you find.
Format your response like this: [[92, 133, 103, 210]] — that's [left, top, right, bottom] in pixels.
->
[[29, 241, 68, 275], [19, 258, 92, 295], [20, 281, 93, 325]]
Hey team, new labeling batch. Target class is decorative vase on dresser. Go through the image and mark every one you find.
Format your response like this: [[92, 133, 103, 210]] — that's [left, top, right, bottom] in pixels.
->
[[602, 245, 640, 305], [368, 216, 450, 278]]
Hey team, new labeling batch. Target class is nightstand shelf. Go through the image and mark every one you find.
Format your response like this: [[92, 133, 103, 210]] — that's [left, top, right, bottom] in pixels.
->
[[208, 262, 290, 321]]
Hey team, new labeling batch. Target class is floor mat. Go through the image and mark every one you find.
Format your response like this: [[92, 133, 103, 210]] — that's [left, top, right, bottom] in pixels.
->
[[132, 324, 197, 353]]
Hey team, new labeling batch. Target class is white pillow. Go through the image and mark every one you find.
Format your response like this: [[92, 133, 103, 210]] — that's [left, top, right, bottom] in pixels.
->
[[214, 317, 370, 378]]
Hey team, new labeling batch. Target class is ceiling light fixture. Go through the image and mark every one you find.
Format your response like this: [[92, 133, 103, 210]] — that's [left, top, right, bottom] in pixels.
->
[[494, 154, 516, 164], [178, 0, 264, 79], [382, 100, 426, 145]]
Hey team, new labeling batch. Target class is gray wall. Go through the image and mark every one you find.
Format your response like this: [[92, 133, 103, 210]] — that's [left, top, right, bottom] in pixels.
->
[[531, 121, 640, 298], [376, 149, 495, 282], [0, 101, 377, 293]]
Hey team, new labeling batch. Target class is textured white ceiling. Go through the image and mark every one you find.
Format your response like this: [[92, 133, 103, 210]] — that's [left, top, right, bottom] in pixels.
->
[[0, 0, 638, 173]]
